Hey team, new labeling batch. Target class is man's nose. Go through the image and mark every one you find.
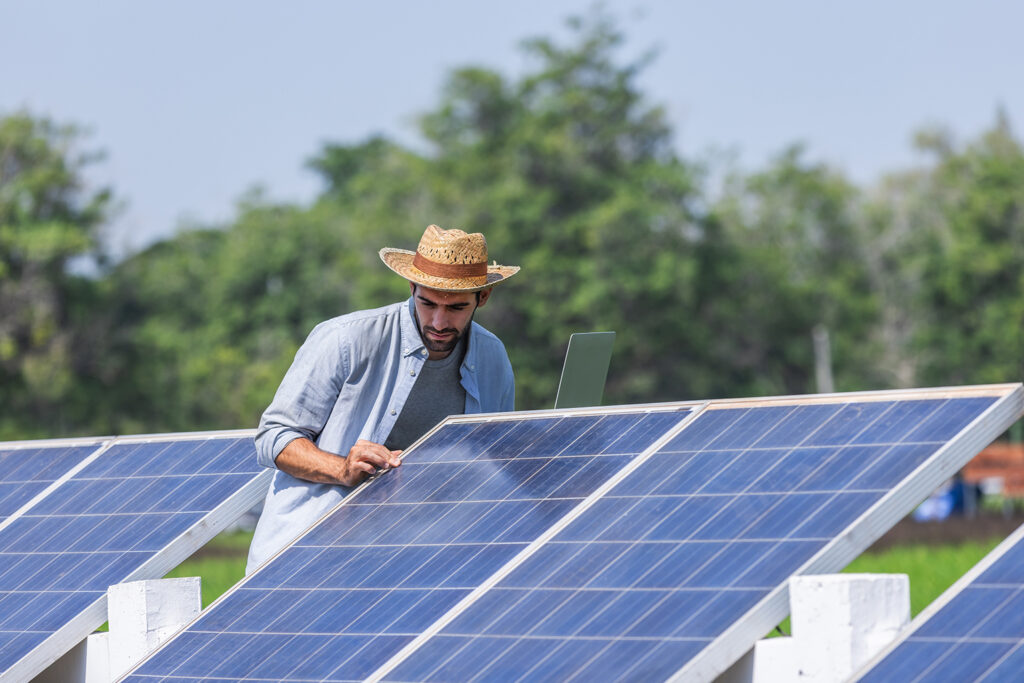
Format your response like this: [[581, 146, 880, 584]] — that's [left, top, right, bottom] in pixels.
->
[[427, 309, 450, 330]]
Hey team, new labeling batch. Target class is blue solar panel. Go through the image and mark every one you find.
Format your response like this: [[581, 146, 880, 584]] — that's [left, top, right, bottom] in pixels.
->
[[121, 386, 1021, 682], [384, 397, 999, 681], [856, 521, 1024, 682], [0, 435, 268, 681], [121, 409, 688, 682], [0, 442, 105, 523]]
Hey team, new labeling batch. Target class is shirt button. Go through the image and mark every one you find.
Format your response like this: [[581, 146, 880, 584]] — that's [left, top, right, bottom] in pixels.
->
[[410, 370, 416, 376], [391, 409, 397, 415]]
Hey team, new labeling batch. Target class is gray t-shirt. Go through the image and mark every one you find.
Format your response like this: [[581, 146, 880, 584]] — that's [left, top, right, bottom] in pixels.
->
[[384, 336, 467, 450]]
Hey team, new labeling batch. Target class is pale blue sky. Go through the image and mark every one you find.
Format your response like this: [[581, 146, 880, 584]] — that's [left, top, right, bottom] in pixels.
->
[[3, 0, 1021, 253]]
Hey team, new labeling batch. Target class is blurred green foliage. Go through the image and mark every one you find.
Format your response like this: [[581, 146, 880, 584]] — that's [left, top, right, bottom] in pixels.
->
[[0, 114, 111, 437], [2, 13, 1023, 439]]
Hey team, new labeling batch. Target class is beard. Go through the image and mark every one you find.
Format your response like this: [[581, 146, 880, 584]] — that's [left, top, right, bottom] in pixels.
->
[[420, 324, 466, 355], [414, 297, 476, 357], [422, 326, 460, 354]]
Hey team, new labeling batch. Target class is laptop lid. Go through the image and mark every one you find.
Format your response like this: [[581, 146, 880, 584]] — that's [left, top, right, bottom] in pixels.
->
[[553, 331, 615, 409]]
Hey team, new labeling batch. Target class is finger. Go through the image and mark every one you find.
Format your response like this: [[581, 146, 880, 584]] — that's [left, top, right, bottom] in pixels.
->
[[355, 440, 394, 458], [363, 442, 402, 466], [354, 460, 377, 474], [352, 449, 391, 469], [362, 448, 400, 470], [347, 460, 377, 479]]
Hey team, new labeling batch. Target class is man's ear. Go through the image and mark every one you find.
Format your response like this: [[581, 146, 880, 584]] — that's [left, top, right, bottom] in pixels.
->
[[476, 287, 493, 308], [409, 282, 417, 297]]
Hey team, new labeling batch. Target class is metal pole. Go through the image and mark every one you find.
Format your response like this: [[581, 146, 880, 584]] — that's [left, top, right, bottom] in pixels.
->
[[813, 324, 835, 394]]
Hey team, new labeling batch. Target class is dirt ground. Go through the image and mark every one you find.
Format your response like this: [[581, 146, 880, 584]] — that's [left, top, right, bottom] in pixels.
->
[[868, 512, 1024, 552]]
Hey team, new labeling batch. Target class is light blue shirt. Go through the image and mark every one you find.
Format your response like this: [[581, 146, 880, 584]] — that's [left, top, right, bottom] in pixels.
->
[[246, 297, 515, 571]]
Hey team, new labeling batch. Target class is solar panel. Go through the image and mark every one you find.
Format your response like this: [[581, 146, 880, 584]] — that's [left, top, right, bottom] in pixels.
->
[[0, 439, 107, 524], [0, 431, 272, 682], [855, 521, 1024, 682], [120, 385, 1022, 682], [119, 408, 690, 681], [378, 393, 1015, 682]]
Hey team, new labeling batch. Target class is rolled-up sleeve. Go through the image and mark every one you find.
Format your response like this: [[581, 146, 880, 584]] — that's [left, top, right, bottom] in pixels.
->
[[255, 322, 349, 469]]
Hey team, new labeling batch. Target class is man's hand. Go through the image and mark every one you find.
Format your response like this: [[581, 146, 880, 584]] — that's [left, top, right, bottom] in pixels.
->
[[275, 437, 401, 487], [340, 439, 403, 486]]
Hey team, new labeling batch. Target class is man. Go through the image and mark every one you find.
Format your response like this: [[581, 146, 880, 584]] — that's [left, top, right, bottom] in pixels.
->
[[246, 225, 519, 572]]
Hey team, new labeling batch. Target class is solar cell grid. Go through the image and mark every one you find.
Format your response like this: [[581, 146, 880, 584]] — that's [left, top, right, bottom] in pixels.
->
[[117, 385, 1021, 683], [856, 521, 1024, 682], [381, 396, 1003, 682], [0, 433, 269, 682], [121, 408, 690, 682], [0, 442, 106, 524]]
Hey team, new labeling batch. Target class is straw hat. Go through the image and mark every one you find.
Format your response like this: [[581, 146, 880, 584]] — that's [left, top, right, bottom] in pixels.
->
[[379, 225, 520, 292]]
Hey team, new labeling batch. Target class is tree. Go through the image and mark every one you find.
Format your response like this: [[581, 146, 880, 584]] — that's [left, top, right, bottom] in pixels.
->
[[100, 191, 378, 433], [15, 13, 1022, 439], [402, 13, 707, 407], [0, 112, 111, 437], [711, 146, 882, 394], [909, 114, 1024, 386]]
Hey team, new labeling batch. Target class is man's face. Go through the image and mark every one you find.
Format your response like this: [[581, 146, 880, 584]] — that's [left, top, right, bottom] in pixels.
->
[[411, 283, 491, 360]]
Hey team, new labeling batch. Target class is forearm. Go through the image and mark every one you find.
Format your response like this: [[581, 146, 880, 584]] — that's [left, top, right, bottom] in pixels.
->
[[274, 437, 402, 487], [274, 437, 349, 485]]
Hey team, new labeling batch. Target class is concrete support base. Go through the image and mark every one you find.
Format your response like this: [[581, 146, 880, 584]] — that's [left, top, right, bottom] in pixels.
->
[[31, 577, 201, 683], [31, 632, 108, 683], [716, 573, 910, 683]]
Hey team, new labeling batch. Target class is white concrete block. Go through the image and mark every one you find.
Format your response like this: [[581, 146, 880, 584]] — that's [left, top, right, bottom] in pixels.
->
[[107, 577, 201, 680], [716, 647, 754, 683], [753, 637, 798, 682], [789, 574, 910, 683], [725, 575, 911, 683], [713, 638, 800, 683], [86, 633, 110, 683], [31, 632, 109, 683]]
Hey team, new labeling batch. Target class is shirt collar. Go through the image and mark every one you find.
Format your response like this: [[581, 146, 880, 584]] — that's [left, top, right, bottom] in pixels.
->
[[401, 297, 427, 358]]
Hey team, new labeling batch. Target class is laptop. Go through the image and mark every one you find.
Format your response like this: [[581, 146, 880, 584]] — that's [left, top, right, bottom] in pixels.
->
[[553, 331, 616, 409]]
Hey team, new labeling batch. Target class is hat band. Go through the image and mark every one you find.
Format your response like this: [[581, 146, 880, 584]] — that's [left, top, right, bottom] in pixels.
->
[[413, 252, 488, 279]]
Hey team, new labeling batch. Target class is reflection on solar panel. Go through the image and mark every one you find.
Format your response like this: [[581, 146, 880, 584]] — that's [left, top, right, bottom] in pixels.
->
[[0, 440, 107, 524], [122, 386, 1022, 683], [121, 409, 689, 681], [382, 394, 1013, 683], [0, 431, 271, 682], [856, 521, 1024, 682]]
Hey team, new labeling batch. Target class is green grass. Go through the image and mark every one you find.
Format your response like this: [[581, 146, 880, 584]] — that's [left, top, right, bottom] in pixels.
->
[[162, 529, 252, 607], [844, 539, 1001, 616]]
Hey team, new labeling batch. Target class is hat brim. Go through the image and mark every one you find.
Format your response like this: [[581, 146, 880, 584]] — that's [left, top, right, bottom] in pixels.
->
[[379, 248, 520, 293]]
